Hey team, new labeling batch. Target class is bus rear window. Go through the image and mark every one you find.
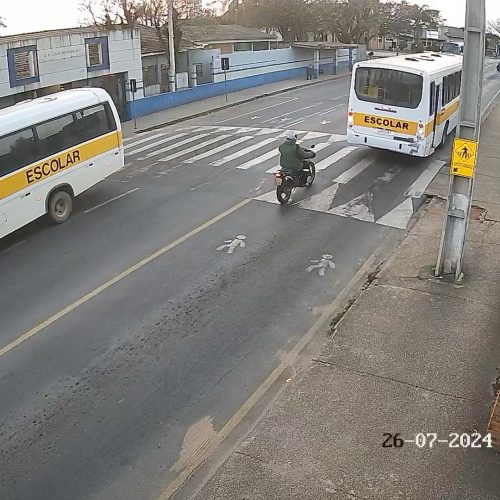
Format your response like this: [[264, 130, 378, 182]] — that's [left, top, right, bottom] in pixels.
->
[[355, 68, 423, 109]]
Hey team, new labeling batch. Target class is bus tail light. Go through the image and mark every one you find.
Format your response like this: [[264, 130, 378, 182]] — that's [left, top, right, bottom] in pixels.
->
[[348, 110, 354, 128], [416, 121, 425, 141]]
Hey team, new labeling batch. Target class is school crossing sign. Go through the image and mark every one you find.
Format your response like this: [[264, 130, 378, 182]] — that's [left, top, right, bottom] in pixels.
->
[[450, 138, 478, 178]]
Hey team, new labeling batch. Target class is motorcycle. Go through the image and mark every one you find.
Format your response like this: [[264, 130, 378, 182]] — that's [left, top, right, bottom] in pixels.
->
[[273, 145, 316, 205]]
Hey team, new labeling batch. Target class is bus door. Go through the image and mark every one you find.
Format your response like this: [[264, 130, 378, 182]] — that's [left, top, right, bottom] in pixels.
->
[[431, 82, 442, 148]]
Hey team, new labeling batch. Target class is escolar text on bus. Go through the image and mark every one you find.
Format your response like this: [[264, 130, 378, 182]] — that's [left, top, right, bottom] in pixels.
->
[[363, 115, 410, 131], [25, 150, 81, 184]]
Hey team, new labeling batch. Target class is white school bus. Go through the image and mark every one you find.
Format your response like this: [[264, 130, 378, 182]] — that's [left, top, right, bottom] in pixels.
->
[[0, 88, 124, 239], [347, 53, 463, 157]]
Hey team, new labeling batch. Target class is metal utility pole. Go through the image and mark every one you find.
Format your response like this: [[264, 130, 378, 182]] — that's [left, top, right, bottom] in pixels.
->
[[435, 0, 486, 279], [168, 0, 176, 92]]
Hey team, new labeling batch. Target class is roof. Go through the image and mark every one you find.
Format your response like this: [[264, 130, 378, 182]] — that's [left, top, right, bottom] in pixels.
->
[[0, 88, 110, 137], [291, 42, 358, 50], [139, 24, 276, 56], [356, 53, 463, 75], [181, 24, 277, 44], [444, 26, 465, 40], [0, 26, 130, 44]]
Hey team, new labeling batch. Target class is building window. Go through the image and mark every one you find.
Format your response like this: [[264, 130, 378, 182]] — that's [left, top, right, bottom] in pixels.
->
[[252, 41, 269, 51], [85, 36, 110, 71], [7, 45, 39, 88], [234, 42, 253, 52], [143, 65, 159, 87], [195, 63, 203, 78]]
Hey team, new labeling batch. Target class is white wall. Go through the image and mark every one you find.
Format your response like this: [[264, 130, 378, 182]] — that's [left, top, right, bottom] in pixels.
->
[[0, 28, 144, 101], [211, 47, 314, 83]]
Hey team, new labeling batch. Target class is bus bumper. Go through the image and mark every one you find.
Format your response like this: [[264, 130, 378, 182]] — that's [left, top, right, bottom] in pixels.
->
[[347, 130, 427, 157]]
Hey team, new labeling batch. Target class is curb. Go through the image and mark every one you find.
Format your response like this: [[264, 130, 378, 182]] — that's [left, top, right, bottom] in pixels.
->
[[129, 73, 351, 135], [481, 88, 500, 123]]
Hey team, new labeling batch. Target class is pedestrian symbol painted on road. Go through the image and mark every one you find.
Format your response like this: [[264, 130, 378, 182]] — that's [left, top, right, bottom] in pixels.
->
[[217, 235, 247, 254], [306, 254, 336, 276], [451, 138, 478, 178]]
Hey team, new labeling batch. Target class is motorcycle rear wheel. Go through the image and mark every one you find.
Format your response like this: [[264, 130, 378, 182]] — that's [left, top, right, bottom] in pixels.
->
[[305, 163, 316, 187], [276, 181, 293, 204]]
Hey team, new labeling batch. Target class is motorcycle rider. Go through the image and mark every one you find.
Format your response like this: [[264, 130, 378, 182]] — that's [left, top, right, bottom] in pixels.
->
[[278, 130, 315, 186]]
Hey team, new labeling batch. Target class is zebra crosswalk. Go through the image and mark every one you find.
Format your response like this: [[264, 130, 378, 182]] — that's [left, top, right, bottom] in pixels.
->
[[123, 125, 444, 230]]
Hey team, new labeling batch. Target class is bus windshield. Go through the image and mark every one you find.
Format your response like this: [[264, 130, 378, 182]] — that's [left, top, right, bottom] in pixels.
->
[[355, 68, 423, 109]]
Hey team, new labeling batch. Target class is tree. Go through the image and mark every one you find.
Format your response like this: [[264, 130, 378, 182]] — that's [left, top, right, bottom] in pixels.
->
[[315, 0, 381, 44], [400, 2, 441, 42], [0, 16, 6, 28], [489, 19, 500, 35], [80, 0, 145, 28]]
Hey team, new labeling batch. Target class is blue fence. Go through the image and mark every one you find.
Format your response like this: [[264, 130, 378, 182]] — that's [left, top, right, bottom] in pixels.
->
[[127, 66, 307, 119], [126, 56, 355, 120]]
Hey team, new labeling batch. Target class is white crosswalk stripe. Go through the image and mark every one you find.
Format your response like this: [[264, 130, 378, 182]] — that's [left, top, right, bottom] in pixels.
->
[[333, 157, 375, 183], [315, 146, 358, 171], [145, 133, 211, 158], [237, 149, 280, 170], [184, 136, 253, 163], [211, 137, 277, 167], [158, 135, 232, 163], [376, 198, 414, 229], [126, 133, 189, 156]]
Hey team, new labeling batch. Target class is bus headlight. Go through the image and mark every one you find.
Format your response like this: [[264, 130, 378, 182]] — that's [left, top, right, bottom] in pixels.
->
[[348, 110, 354, 128]]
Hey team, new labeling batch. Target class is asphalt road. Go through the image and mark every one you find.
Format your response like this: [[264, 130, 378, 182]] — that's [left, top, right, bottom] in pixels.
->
[[1, 60, 499, 500]]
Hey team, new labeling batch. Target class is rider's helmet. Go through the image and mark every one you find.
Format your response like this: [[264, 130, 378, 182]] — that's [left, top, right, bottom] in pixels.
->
[[285, 130, 298, 142]]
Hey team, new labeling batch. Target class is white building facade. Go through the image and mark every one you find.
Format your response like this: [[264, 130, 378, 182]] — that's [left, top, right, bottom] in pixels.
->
[[0, 27, 143, 119]]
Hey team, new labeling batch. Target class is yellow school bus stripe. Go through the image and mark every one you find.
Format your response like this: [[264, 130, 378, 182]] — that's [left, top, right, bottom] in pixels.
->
[[0, 131, 121, 203], [353, 113, 418, 135], [437, 99, 460, 125]]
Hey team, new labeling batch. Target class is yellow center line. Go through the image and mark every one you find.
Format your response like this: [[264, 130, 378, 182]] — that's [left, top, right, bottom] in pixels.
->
[[0, 197, 253, 359]]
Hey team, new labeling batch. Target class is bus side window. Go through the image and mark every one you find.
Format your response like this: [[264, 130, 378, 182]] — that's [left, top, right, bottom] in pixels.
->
[[0, 128, 37, 177], [429, 82, 436, 115], [74, 104, 115, 143], [35, 114, 77, 159]]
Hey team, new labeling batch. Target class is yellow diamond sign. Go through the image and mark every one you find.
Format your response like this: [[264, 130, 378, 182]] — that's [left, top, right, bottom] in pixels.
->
[[451, 138, 478, 178]]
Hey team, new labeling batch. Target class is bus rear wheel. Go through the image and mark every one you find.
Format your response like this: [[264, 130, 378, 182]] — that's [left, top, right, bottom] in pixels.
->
[[48, 190, 73, 224]]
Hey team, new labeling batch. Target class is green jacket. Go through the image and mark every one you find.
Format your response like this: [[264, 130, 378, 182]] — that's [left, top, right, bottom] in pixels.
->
[[279, 139, 314, 172]]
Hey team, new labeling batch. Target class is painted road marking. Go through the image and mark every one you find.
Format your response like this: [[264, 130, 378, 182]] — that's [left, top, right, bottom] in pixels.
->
[[215, 97, 300, 123], [329, 192, 375, 222], [306, 254, 336, 276], [333, 157, 374, 184], [158, 135, 232, 163], [124, 132, 166, 149], [298, 183, 339, 212], [146, 133, 212, 158], [0, 198, 253, 359], [237, 149, 280, 170], [315, 146, 358, 171], [156, 244, 384, 500], [261, 102, 324, 124], [376, 198, 414, 230], [216, 235, 247, 254], [126, 133, 189, 157], [184, 136, 253, 164], [405, 160, 445, 198], [211, 137, 277, 167], [83, 188, 140, 214]]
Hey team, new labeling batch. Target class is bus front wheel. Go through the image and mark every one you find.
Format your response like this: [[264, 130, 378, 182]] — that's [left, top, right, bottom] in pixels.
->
[[48, 190, 73, 224]]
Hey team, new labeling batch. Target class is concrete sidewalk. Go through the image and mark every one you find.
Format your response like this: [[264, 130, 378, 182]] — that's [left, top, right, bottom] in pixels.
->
[[191, 106, 500, 498], [121, 73, 346, 138]]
